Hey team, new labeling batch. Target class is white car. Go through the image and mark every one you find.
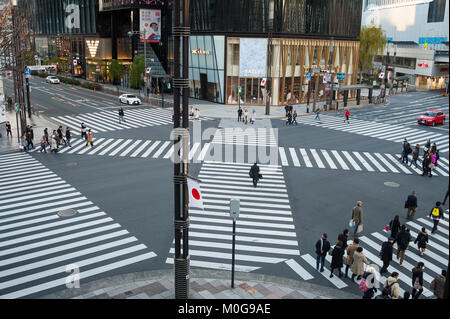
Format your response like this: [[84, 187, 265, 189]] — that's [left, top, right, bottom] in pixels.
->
[[119, 94, 141, 105], [46, 76, 60, 84]]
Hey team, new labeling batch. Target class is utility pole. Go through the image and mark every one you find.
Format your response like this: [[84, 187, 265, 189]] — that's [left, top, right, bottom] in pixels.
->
[[383, 40, 390, 98], [11, 0, 26, 135], [173, 0, 191, 299], [328, 37, 334, 110], [265, 0, 274, 115]]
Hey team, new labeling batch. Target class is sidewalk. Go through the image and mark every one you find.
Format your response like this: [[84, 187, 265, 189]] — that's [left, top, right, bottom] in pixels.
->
[[41, 269, 360, 299], [0, 110, 56, 154]]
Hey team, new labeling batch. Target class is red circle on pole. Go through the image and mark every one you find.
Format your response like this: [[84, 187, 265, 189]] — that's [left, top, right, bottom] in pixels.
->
[[192, 188, 201, 200]]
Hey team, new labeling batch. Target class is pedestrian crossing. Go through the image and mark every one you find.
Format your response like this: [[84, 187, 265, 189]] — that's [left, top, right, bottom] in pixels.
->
[[332, 94, 449, 126], [28, 138, 450, 176], [165, 161, 301, 272], [211, 128, 278, 146], [50, 108, 173, 135], [296, 115, 449, 153], [0, 152, 156, 298], [50, 108, 214, 135], [285, 211, 449, 298]]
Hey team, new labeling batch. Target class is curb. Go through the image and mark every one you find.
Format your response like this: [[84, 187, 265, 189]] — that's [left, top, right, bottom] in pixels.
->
[[40, 269, 360, 299]]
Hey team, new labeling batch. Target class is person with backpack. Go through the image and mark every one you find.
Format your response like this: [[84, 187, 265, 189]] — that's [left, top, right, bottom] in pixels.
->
[[429, 201, 445, 234], [396, 225, 412, 265], [414, 227, 429, 256], [382, 272, 400, 299], [409, 144, 420, 168], [401, 138, 411, 164], [411, 262, 425, 299], [249, 162, 261, 188], [351, 246, 370, 282], [388, 215, 401, 240], [405, 191, 418, 220], [315, 233, 330, 273], [329, 240, 345, 278], [379, 237, 394, 274], [344, 238, 359, 278]]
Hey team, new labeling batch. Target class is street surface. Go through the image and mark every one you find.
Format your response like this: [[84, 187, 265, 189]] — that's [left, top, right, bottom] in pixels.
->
[[0, 80, 448, 299]]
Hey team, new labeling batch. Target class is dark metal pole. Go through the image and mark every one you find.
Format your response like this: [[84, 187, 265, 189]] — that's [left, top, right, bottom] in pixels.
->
[[231, 218, 236, 288], [173, 0, 191, 299], [16, 110, 20, 144], [26, 77, 31, 118], [265, 0, 274, 115], [328, 38, 334, 110]]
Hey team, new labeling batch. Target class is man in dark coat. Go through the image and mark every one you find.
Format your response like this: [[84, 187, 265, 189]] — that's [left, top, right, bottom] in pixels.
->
[[329, 240, 345, 278], [237, 107, 242, 122], [379, 237, 394, 274], [5, 121, 12, 137], [411, 262, 425, 299], [315, 233, 330, 272], [422, 153, 431, 176], [338, 229, 350, 250], [249, 162, 260, 188], [401, 138, 411, 164], [405, 191, 418, 220], [395, 225, 411, 265]]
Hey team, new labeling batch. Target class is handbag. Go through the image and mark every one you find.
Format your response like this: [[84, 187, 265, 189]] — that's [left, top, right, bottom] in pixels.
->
[[413, 277, 422, 290], [385, 225, 390, 232], [349, 219, 355, 227], [357, 224, 363, 233], [404, 201, 408, 209], [258, 174, 263, 179]]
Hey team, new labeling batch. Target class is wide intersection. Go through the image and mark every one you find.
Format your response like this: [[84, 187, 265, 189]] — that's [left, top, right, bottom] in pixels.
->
[[1, 79, 448, 299]]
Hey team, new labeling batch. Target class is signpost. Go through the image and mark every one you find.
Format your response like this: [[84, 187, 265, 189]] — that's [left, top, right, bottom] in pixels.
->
[[306, 72, 311, 80], [229, 198, 240, 288], [237, 86, 242, 110], [337, 73, 346, 81]]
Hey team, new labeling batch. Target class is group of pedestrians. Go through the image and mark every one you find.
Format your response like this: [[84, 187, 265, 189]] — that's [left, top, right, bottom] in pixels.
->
[[285, 105, 297, 125], [237, 107, 256, 124], [20, 125, 35, 151], [400, 138, 440, 177], [189, 106, 201, 120], [313, 194, 447, 299]]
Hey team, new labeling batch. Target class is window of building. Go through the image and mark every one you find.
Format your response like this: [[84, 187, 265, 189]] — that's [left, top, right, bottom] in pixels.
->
[[427, 0, 446, 23]]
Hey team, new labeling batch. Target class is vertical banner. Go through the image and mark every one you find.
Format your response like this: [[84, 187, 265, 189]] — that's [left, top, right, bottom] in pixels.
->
[[140, 9, 161, 43], [239, 38, 268, 78]]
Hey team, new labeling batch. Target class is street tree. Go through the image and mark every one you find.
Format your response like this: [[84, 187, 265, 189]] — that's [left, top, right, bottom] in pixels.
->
[[130, 55, 145, 89], [108, 59, 124, 86], [358, 24, 386, 84]]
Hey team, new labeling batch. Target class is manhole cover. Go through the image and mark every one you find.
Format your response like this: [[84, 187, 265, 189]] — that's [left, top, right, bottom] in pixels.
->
[[57, 209, 78, 218], [384, 181, 400, 188], [65, 162, 78, 167]]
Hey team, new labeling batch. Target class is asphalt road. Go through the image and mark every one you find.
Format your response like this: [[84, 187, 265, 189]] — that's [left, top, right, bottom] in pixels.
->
[[1, 81, 448, 299]]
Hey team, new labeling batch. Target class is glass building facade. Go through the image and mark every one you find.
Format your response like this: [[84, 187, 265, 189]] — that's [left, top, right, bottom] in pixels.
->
[[189, 0, 363, 105]]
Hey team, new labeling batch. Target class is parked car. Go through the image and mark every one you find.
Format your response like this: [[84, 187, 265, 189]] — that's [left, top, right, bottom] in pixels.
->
[[119, 94, 141, 105], [46, 76, 60, 84], [417, 110, 446, 126]]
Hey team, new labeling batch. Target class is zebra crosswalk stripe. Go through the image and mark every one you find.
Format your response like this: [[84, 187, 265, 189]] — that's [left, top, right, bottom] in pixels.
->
[[108, 139, 133, 156], [289, 148, 301, 167], [0, 153, 156, 298], [341, 151, 362, 171]]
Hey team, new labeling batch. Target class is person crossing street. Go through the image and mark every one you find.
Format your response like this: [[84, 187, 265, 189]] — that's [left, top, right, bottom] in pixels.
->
[[344, 109, 350, 123], [401, 138, 411, 164], [411, 262, 425, 299], [249, 162, 261, 188], [314, 107, 321, 121], [409, 144, 420, 168], [351, 201, 364, 236], [81, 122, 87, 140], [329, 240, 345, 278], [65, 127, 72, 147], [5, 121, 12, 137], [414, 227, 428, 256], [405, 191, 418, 220], [429, 201, 445, 234], [86, 129, 94, 147], [119, 107, 125, 124], [315, 233, 330, 273], [379, 237, 394, 274], [395, 225, 411, 265]]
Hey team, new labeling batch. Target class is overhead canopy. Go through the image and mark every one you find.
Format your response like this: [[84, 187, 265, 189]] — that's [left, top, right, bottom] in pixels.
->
[[338, 85, 372, 91]]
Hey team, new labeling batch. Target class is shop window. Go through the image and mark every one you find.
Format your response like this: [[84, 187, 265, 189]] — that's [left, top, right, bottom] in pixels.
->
[[427, 0, 446, 23]]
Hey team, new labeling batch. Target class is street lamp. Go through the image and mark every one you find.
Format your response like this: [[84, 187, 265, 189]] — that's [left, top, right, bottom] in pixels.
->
[[265, 0, 274, 115], [328, 37, 334, 110], [383, 40, 391, 98]]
